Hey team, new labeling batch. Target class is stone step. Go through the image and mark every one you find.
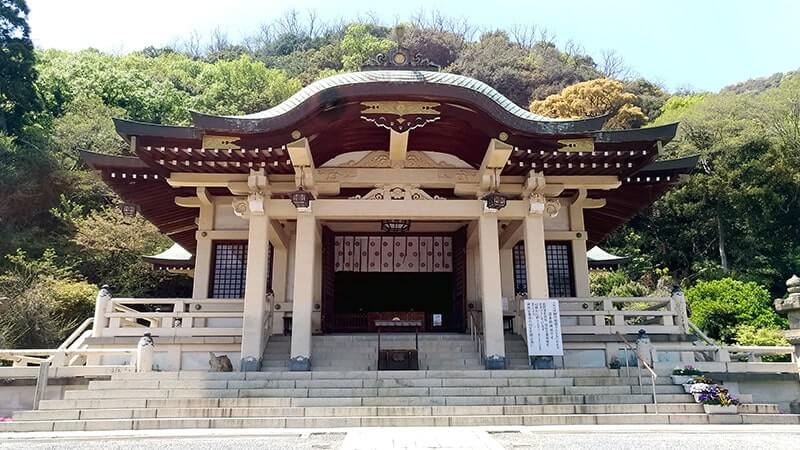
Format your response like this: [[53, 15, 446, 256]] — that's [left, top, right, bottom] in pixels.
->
[[110, 369, 624, 381], [3, 413, 799, 432], [16, 403, 781, 421], [85, 379, 685, 394], [62, 386, 702, 404]]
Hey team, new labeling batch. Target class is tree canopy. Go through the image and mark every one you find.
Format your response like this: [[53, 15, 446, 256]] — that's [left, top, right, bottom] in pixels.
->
[[529, 78, 647, 129], [0, 0, 40, 133]]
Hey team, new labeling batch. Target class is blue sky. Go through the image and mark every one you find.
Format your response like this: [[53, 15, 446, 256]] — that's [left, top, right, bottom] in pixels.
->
[[27, 0, 800, 92]]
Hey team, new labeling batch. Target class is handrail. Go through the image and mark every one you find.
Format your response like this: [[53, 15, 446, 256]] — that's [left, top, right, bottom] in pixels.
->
[[112, 302, 160, 327], [57, 318, 94, 350], [615, 331, 659, 414], [467, 310, 484, 365], [688, 320, 718, 346]]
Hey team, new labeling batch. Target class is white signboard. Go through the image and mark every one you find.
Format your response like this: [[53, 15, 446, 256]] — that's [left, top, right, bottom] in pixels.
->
[[432, 314, 442, 327], [523, 299, 564, 356]]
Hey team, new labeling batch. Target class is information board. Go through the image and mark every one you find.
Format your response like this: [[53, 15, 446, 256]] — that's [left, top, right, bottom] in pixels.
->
[[523, 299, 564, 356]]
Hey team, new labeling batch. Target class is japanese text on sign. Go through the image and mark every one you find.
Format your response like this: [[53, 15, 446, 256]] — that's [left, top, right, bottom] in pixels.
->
[[523, 299, 564, 356]]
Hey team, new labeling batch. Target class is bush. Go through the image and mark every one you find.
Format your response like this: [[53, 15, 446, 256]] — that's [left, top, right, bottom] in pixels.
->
[[734, 324, 791, 362], [0, 250, 97, 348], [70, 208, 190, 297], [590, 270, 648, 297], [687, 278, 787, 343]]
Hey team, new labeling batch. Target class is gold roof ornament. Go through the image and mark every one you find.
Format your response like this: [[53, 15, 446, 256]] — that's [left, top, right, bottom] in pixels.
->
[[557, 138, 595, 153], [360, 101, 441, 133], [202, 135, 241, 150]]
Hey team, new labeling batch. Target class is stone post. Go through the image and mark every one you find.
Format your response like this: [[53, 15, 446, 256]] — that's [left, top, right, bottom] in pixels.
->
[[774, 275, 800, 378], [671, 286, 689, 333], [635, 329, 654, 366], [136, 332, 154, 373], [91, 285, 112, 337]]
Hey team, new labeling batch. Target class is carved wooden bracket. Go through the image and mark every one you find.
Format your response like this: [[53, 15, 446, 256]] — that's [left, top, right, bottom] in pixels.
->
[[351, 184, 443, 201]]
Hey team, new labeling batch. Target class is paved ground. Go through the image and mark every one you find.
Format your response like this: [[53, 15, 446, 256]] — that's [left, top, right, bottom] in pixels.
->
[[1, 425, 799, 449]]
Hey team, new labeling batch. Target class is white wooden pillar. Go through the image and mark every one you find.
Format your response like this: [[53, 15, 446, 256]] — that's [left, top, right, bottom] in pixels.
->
[[271, 247, 288, 303], [523, 213, 549, 298], [499, 248, 515, 312], [478, 213, 506, 369], [571, 237, 590, 297], [568, 195, 591, 297], [289, 211, 316, 371], [192, 237, 213, 298], [192, 197, 215, 299], [240, 208, 272, 371]]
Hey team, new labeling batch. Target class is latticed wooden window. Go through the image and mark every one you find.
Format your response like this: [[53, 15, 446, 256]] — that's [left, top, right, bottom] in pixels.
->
[[210, 242, 248, 298], [545, 241, 575, 297], [512, 241, 575, 297], [512, 242, 528, 295]]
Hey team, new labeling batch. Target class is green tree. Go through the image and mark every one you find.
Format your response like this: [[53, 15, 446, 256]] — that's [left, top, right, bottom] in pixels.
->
[[0, 249, 96, 348], [194, 54, 302, 115], [36, 49, 192, 124], [0, 0, 40, 134], [449, 31, 600, 107], [50, 95, 128, 164], [69, 208, 190, 297], [686, 278, 786, 343], [339, 24, 394, 72]]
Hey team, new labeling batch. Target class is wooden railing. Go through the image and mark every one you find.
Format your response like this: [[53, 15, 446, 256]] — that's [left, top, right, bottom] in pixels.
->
[[101, 298, 246, 338], [549, 296, 684, 335], [651, 343, 796, 364]]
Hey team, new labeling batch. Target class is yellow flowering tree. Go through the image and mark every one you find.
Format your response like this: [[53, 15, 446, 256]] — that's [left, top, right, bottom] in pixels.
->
[[530, 78, 646, 129]]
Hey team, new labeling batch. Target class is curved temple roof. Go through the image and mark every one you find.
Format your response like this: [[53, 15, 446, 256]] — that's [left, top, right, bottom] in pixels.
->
[[91, 61, 692, 252], [189, 70, 610, 135]]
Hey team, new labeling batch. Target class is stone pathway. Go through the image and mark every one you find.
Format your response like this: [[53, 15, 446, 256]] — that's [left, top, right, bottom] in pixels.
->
[[340, 428, 504, 450], [1, 425, 799, 450]]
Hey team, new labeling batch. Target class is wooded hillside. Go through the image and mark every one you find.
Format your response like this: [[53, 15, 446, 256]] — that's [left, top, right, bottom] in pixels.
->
[[1, 3, 798, 348]]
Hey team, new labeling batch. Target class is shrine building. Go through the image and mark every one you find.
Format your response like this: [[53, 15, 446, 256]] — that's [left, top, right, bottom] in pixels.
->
[[82, 48, 696, 372]]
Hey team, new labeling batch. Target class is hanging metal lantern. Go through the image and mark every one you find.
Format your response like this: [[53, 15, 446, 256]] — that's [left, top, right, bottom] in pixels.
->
[[290, 187, 314, 209], [482, 191, 507, 211], [381, 219, 411, 233], [119, 203, 138, 218]]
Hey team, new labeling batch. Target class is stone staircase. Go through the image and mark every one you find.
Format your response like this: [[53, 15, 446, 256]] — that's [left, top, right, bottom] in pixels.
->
[[2, 368, 797, 432], [505, 334, 533, 369], [263, 334, 484, 371]]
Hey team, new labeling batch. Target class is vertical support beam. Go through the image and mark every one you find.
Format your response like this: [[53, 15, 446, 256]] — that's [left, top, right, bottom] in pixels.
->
[[466, 238, 478, 305], [523, 213, 549, 298], [568, 189, 599, 297], [313, 231, 322, 333], [193, 237, 213, 298], [192, 189, 215, 299], [240, 208, 271, 371], [571, 237, 590, 297], [289, 211, 316, 371], [271, 247, 288, 304], [478, 213, 506, 369], [499, 248, 515, 311]]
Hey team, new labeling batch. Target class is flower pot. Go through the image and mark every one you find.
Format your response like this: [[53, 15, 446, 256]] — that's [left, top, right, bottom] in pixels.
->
[[671, 375, 693, 385], [703, 404, 738, 414], [683, 384, 693, 394]]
